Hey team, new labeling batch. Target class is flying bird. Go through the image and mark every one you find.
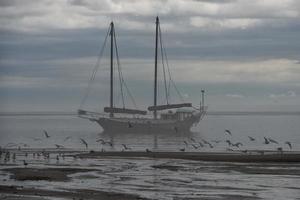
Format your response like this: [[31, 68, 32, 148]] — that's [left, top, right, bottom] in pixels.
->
[[55, 144, 64, 149], [211, 140, 221, 144], [263, 137, 270, 144], [248, 136, 255, 141], [191, 144, 199, 149], [80, 138, 88, 149], [226, 140, 232, 146], [190, 138, 196, 142], [285, 141, 292, 149], [268, 138, 278, 144], [198, 141, 204, 148], [184, 141, 188, 146], [43, 130, 50, 138], [232, 142, 243, 148], [225, 129, 232, 136], [122, 144, 132, 150], [63, 136, 72, 142]]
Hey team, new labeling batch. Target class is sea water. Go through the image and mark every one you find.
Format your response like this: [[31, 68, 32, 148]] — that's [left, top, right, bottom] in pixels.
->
[[0, 114, 300, 200], [0, 114, 299, 151]]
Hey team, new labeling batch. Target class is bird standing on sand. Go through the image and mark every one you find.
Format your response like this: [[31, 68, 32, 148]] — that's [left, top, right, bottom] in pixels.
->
[[23, 160, 28, 166], [146, 148, 152, 153], [268, 138, 278, 144], [128, 121, 133, 128], [179, 148, 185, 152], [80, 138, 88, 149], [248, 136, 255, 141], [43, 130, 50, 138], [263, 137, 270, 144], [225, 129, 232, 136], [285, 141, 292, 149]]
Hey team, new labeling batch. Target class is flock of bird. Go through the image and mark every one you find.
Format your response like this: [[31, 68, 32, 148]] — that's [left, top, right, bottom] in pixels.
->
[[0, 128, 295, 166]]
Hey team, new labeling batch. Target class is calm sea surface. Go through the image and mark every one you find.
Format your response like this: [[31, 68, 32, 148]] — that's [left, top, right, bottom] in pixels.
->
[[0, 114, 299, 151]]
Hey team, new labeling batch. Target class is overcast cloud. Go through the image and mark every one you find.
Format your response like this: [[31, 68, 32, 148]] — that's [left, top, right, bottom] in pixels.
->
[[0, 0, 300, 112]]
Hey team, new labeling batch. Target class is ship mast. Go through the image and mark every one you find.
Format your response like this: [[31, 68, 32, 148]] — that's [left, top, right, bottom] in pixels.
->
[[154, 16, 159, 119], [110, 22, 114, 118]]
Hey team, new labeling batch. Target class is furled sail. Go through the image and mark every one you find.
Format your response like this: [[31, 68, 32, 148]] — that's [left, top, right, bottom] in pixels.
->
[[104, 107, 147, 115], [148, 103, 192, 111]]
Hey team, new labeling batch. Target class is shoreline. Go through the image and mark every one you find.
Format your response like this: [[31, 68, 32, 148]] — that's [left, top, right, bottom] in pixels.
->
[[76, 150, 300, 163]]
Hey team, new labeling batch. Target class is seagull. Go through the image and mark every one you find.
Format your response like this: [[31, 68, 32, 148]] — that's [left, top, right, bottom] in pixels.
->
[[80, 138, 88, 149], [198, 141, 204, 148], [146, 148, 152, 153], [226, 148, 234, 151], [268, 138, 278, 144], [248, 136, 255, 141], [225, 129, 232, 136], [96, 138, 105, 144], [232, 142, 243, 148], [174, 127, 178, 132], [105, 141, 113, 147], [55, 144, 64, 149], [285, 141, 292, 149], [122, 144, 132, 150], [128, 121, 133, 128], [23, 160, 28, 166], [211, 140, 221, 144], [263, 137, 270, 144], [190, 138, 196, 142], [43, 130, 50, 138], [225, 140, 232, 146], [277, 147, 283, 153], [63, 136, 72, 142], [183, 141, 188, 146], [191, 144, 199, 149], [179, 148, 185, 152]]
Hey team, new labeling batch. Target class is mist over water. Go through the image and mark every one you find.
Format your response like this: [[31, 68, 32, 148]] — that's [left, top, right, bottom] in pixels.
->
[[1, 114, 299, 151]]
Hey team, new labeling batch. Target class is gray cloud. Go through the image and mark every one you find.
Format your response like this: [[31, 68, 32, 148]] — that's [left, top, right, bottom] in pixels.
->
[[0, 0, 300, 111]]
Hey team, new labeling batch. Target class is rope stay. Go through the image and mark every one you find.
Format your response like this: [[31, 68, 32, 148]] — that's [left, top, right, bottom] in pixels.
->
[[158, 22, 185, 104], [79, 28, 110, 110], [79, 23, 140, 111]]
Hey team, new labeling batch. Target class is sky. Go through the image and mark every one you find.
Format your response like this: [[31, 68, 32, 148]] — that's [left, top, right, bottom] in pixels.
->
[[0, 0, 300, 112]]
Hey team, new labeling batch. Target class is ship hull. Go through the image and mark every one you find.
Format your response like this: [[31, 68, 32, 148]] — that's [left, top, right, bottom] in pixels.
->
[[95, 113, 203, 134]]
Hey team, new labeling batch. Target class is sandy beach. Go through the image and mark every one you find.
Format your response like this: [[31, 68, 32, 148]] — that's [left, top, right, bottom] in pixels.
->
[[1, 148, 300, 199]]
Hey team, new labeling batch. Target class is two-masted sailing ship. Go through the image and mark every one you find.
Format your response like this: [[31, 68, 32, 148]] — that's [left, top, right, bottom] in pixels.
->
[[78, 17, 206, 133]]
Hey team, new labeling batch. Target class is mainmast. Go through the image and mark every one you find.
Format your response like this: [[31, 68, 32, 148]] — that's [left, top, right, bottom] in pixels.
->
[[154, 16, 159, 119], [110, 22, 114, 118]]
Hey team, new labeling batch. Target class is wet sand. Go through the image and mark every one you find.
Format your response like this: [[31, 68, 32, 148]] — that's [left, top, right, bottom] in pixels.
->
[[77, 150, 300, 162], [0, 185, 147, 200]]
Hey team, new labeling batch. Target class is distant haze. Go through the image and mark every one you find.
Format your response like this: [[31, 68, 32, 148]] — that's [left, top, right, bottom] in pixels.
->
[[1, 0, 300, 112]]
